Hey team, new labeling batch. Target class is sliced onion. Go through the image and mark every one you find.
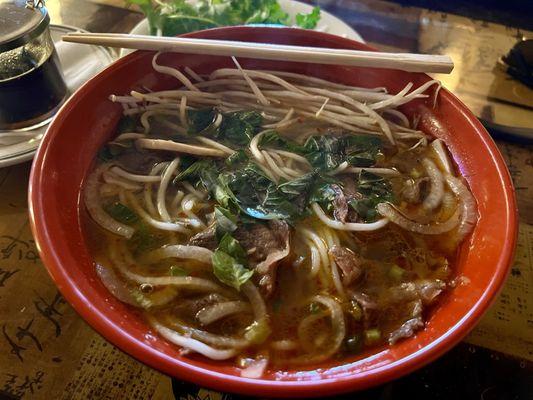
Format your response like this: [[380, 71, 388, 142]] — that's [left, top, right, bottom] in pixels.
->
[[422, 158, 444, 211], [149, 318, 238, 360], [95, 264, 137, 306], [377, 202, 460, 234], [84, 165, 135, 239], [430, 139, 453, 174], [290, 295, 346, 365], [141, 245, 213, 265], [312, 203, 389, 231], [445, 175, 478, 240], [168, 319, 249, 348], [196, 301, 252, 326]]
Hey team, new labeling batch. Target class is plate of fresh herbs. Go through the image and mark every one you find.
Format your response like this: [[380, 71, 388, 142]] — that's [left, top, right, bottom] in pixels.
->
[[122, 0, 362, 56]]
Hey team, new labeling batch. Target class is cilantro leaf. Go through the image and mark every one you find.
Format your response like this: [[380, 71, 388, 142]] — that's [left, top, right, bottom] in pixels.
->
[[295, 6, 321, 29]]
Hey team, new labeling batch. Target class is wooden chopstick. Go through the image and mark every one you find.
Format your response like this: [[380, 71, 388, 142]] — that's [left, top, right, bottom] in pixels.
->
[[62, 32, 454, 74]]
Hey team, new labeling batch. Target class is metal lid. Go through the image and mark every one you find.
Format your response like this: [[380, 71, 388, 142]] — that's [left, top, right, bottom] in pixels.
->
[[0, 1, 49, 52]]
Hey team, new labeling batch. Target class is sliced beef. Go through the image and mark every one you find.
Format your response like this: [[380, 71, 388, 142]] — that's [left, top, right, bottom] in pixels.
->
[[188, 220, 290, 297], [235, 220, 290, 297], [348, 290, 378, 328], [387, 299, 424, 344], [331, 185, 349, 222], [329, 245, 363, 286], [401, 177, 430, 204], [334, 177, 362, 223], [388, 279, 445, 306], [188, 225, 217, 250], [388, 316, 424, 344]]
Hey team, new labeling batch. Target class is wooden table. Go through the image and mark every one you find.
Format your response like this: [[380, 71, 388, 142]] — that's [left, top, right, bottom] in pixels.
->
[[0, 1, 531, 399]]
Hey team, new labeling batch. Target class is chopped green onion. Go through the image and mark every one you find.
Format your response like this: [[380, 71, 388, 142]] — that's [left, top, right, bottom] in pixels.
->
[[388, 264, 405, 281], [410, 168, 422, 178], [364, 329, 382, 344], [244, 320, 271, 345]]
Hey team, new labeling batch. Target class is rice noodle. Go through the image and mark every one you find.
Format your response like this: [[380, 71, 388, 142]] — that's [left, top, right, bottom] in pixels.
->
[[196, 301, 252, 325], [150, 318, 238, 360], [232, 57, 269, 106], [136, 138, 225, 157], [152, 52, 198, 92], [377, 202, 460, 234], [312, 203, 389, 231]]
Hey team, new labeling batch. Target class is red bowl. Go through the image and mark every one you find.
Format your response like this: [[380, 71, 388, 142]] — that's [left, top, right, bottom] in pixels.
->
[[29, 27, 517, 398]]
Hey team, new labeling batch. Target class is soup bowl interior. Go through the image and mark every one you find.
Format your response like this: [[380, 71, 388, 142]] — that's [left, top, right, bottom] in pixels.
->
[[29, 26, 517, 398]]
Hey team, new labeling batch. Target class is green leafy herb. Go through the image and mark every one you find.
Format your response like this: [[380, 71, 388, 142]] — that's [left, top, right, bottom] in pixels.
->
[[295, 6, 320, 29], [128, 221, 163, 254], [187, 108, 218, 134], [212, 249, 253, 291], [348, 170, 394, 222], [225, 149, 248, 166], [257, 130, 305, 153], [219, 110, 263, 145], [105, 202, 138, 224], [303, 135, 383, 171], [218, 234, 247, 264]]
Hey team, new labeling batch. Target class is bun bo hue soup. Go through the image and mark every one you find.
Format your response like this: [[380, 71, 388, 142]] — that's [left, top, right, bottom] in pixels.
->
[[83, 54, 477, 377]]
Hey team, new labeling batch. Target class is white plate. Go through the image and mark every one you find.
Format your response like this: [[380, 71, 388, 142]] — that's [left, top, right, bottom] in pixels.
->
[[120, 0, 363, 57], [0, 24, 115, 168]]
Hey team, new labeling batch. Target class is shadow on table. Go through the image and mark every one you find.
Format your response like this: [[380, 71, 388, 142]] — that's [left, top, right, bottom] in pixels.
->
[[171, 343, 532, 400]]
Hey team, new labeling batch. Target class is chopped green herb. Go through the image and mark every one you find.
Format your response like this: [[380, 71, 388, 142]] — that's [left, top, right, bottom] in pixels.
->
[[225, 149, 248, 166], [295, 6, 321, 29], [303, 134, 383, 171], [218, 234, 247, 264], [364, 329, 382, 344], [105, 202, 138, 224], [211, 249, 253, 291], [219, 110, 263, 145], [348, 170, 394, 222]]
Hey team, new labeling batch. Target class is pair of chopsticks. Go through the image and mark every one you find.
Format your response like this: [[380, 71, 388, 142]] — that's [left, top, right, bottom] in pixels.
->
[[62, 32, 454, 74]]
